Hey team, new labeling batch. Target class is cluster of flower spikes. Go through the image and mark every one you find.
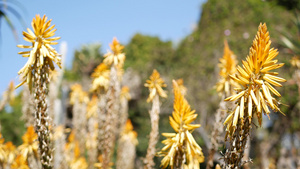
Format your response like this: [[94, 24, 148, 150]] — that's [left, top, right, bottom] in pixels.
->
[[16, 14, 61, 90], [224, 23, 286, 137], [144, 69, 167, 102], [158, 80, 204, 169], [215, 40, 240, 97]]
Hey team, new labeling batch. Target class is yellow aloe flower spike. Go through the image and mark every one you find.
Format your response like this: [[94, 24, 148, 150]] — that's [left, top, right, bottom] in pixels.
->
[[18, 126, 38, 159], [116, 120, 138, 169], [224, 23, 286, 135], [223, 23, 286, 168], [0, 81, 15, 111], [120, 86, 131, 101], [215, 40, 240, 97], [16, 14, 61, 89], [121, 120, 138, 143], [86, 95, 98, 119], [175, 78, 187, 96], [5, 142, 17, 165], [144, 69, 167, 102], [11, 155, 29, 169], [0, 134, 5, 163], [69, 142, 88, 169], [158, 80, 204, 169], [291, 56, 300, 68], [70, 84, 89, 105], [103, 37, 125, 67], [91, 63, 110, 92]]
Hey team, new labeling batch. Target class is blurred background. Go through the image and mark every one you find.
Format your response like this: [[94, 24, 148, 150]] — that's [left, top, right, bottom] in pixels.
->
[[1, 0, 300, 168]]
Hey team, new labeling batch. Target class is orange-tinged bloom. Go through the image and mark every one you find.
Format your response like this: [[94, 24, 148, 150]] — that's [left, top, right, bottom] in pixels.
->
[[5, 142, 17, 164], [144, 69, 167, 102], [215, 40, 240, 97], [11, 155, 29, 169], [91, 63, 110, 92], [291, 56, 300, 69], [16, 15, 61, 89], [69, 142, 88, 169], [103, 37, 125, 67], [224, 23, 286, 136], [120, 86, 131, 101], [123, 120, 137, 138], [18, 126, 38, 159], [0, 134, 5, 163]]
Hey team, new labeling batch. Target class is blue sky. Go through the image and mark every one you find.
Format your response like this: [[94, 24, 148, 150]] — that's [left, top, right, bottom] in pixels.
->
[[0, 0, 205, 94]]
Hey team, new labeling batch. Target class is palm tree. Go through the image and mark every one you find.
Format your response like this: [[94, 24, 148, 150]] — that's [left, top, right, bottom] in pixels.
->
[[0, 0, 26, 41]]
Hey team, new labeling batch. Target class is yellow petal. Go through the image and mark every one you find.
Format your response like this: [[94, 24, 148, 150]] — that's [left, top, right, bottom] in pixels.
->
[[250, 89, 258, 106], [265, 82, 281, 97], [240, 96, 244, 120], [263, 76, 282, 87], [232, 106, 240, 127], [248, 95, 252, 119], [264, 74, 286, 82]]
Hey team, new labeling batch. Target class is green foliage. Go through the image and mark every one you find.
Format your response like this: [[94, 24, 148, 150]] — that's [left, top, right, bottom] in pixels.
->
[[0, 92, 25, 145], [125, 33, 175, 78], [66, 43, 103, 81], [267, 0, 300, 10]]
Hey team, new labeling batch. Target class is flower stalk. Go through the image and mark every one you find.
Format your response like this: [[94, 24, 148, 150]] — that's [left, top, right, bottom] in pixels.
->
[[207, 40, 238, 169], [116, 120, 138, 169], [102, 38, 125, 169], [16, 15, 61, 169], [90, 62, 110, 157], [158, 80, 204, 169], [144, 69, 167, 169], [70, 84, 89, 156]]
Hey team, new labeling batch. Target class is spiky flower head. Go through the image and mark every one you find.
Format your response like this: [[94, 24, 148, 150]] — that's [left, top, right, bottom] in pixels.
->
[[16, 14, 61, 89], [0, 134, 5, 163], [120, 120, 138, 144], [91, 63, 110, 92], [158, 80, 204, 169], [70, 142, 88, 169], [215, 40, 240, 97], [224, 23, 286, 136], [144, 69, 167, 102], [18, 126, 38, 159], [70, 84, 89, 105], [175, 78, 187, 96], [103, 37, 125, 67], [120, 86, 131, 101], [11, 155, 29, 169], [65, 131, 75, 151], [291, 56, 300, 69], [5, 142, 17, 164]]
